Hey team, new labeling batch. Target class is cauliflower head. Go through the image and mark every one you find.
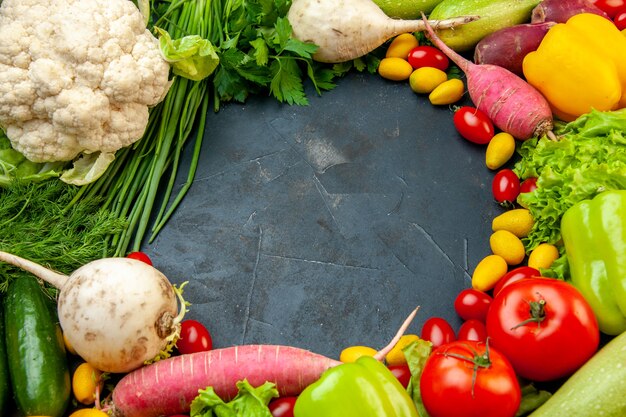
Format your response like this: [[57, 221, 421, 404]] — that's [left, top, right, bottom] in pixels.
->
[[0, 0, 171, 165]]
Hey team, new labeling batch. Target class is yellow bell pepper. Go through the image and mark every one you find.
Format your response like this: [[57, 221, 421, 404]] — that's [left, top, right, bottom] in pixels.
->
[[523, 13, 626, 121]]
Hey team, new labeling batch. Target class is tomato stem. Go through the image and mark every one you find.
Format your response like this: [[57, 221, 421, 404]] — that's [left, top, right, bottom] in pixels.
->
[[441, 340, 492, 398], [511, 299, 546, 330]]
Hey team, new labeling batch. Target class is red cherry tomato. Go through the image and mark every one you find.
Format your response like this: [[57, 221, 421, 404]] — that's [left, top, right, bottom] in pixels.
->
[[407, 45, 449, 71], [388, 364, 412, 388], [457, 319, 488, 342], [176, 319, 213, 354], [492, 266, 540, 297], [453, 106, 495, 145], [126, 251, 153, 265], [421, 317, 456, 348], [454, 288, 493, 322], [613, 7, 626, 29], [492, 169, 520, 204], [420, 340, 521, 417], [487, 277, 600, 381], [519, 177, 538, 194], [269, 396, 297, 417], [590, 0, 626, 17]]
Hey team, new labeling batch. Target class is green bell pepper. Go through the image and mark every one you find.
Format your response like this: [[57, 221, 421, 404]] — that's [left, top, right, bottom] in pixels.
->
[[293, 355, 419, 417], [561, 190, 626, 335]]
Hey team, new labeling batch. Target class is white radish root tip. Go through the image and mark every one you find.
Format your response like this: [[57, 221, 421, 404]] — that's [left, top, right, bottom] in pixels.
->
[[374, 306, 420, 361]]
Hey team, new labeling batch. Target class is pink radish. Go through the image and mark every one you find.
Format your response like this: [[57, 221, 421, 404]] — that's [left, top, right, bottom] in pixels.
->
[[107, 308, 419, 417], [421, 15, 554, 140]]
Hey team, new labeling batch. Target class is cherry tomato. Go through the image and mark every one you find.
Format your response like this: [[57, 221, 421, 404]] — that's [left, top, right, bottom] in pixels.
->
[[176, 319, 213, 354], [492, 169, 520, 204], [590, 0, 626, 17], [492, 266, 539, 297], [453, 106, 495, 145], [126, 251, 153, 265], [519, 177, 538, 194], [613, 7, 626, 29], [457, 319, 487, 342], [268, 396, 297, 417], [420, 340, 521, 417], [421, 317, 456, 348], [407, 45, 449, 71], [454, 288, 493, 322], [388, 364, 412, 388], [487, 277, 600, 381]]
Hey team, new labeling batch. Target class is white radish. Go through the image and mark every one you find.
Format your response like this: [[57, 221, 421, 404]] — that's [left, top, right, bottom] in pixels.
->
[[287, 0, 479, 63], [0, 251, 182, 373]]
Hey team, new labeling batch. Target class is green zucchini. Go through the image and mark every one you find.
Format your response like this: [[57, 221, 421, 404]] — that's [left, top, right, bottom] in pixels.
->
[[4, 276, 70, 417], [429, 0, 541, 51], [529, 331, 626, 417], [0, 296, 11, 415]]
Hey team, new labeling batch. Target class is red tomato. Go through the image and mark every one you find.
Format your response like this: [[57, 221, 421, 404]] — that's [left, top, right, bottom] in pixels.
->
[[590, 0, 626, 17], [492, 266, 540, 297], [176, 319, 213, 354], [388, 364, 412, 388], [492, 169, 520, 204], [519, 177, 538, 194], [453, 107, 495, 145], [457, 319, 487, 342], [614, 7, 626, 29], [269, 396, 297, 417], [420, 340, 521, 417], [454, 289, 492, 322], [126, 251, 153, 265], [486, 277, 600, 381], [421, 317, 456, 348], [407, 45, 449, 71]]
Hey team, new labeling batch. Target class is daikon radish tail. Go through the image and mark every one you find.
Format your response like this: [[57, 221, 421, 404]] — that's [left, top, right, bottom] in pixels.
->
[[420, 13, 554, 140], [288, 0, 478, 63]]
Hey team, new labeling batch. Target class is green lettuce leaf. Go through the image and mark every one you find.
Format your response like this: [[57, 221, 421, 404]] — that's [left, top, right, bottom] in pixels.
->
[[190, 379, 278, 417], [514, 109, 626, 251], [0, 132, 65, 186], [155, 27, 220, 81], [403, 338, 433, 417]]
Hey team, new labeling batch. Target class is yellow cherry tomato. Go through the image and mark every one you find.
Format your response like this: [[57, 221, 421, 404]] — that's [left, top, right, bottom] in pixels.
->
[[339, 345, 377, 363], [527, 243, 560, 270], [378, 57, 414, 81], [386, 334, 420, 366], [386, 33, 419, 59], [68, 409, 109, 417], [472, 254, 508, 291], [489, 230, 526, 266], [485, 132, 516, 170], [492, 208, 534, 238], [428, 78, 465, 105], [72, 362, 103, 405], [409, 67, 447, 94]]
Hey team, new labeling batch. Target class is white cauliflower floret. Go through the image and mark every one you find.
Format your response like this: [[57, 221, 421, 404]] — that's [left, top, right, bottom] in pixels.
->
[[0, 0, 171, 165]]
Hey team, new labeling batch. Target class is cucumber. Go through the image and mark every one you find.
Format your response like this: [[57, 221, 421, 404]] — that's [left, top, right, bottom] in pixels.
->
[[371, 0, 444, 19], [4, 276, 70, 417], [0, 296, 11, 415], [529, 331, 626, 417], [429, 0, 541, 51]]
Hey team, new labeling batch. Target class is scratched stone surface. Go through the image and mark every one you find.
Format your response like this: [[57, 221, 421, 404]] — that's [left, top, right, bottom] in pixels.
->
[[145, 71, 501, 358]]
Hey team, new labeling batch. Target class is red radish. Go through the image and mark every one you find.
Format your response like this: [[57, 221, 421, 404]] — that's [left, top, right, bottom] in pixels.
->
[[531, 0, 610, 23], [107, 308, 419, 417], [421, 15, 554, 140]]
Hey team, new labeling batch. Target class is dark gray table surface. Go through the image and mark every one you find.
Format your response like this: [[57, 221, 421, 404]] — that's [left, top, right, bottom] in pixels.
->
[[144, 71, 502, 360]]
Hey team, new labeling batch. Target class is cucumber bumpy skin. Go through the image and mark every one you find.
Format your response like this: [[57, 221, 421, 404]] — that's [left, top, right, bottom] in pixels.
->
[[4, 276, 70, 417], [0, 298, 10, 415], [529, 331, 626, 417], [428, 0, 541, 51]]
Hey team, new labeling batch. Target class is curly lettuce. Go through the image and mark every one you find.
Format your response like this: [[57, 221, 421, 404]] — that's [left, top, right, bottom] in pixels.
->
[[514, 109, 626, 251]]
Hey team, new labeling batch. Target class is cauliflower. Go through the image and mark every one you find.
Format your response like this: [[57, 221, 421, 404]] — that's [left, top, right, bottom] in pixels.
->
[[0, 0, 171, 179]]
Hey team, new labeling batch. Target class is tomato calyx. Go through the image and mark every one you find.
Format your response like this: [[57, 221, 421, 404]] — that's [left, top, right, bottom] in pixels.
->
[[440, 340, 493, 397], [511, 298, 546, 330]]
